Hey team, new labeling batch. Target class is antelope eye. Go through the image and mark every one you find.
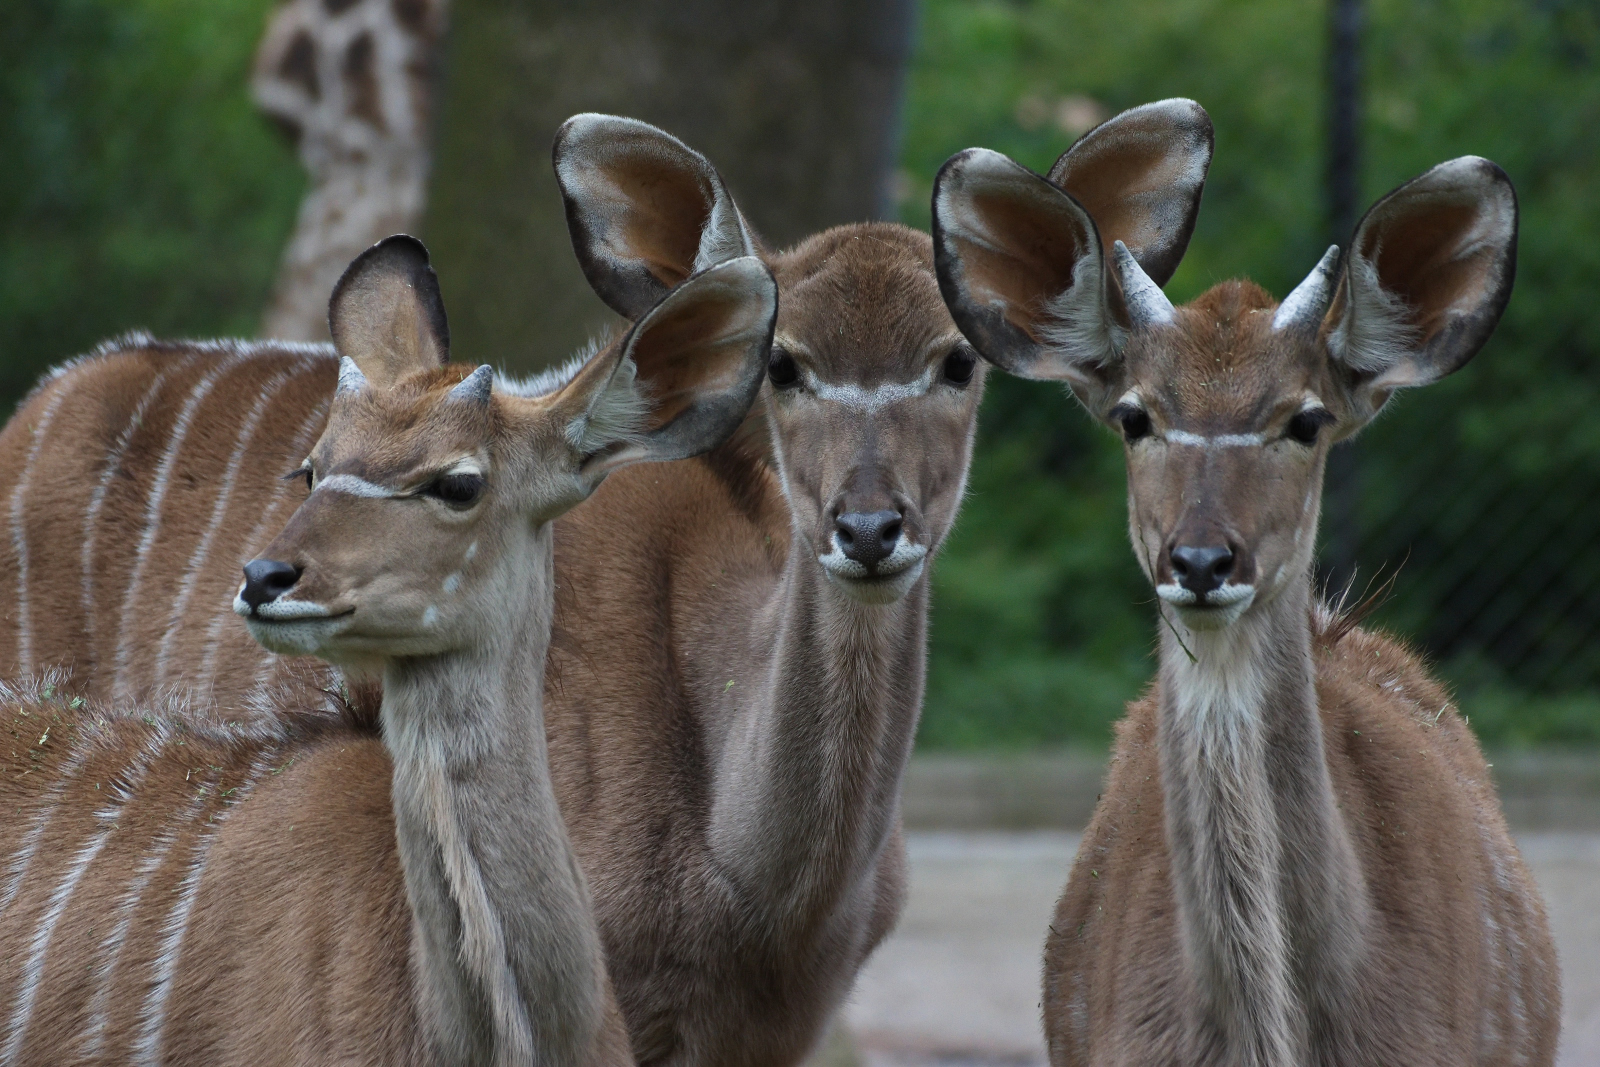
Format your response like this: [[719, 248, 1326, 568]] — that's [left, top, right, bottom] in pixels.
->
[[1287, 409, 1334, 445], [1112, 404, 1151, 442], [426, 473, 486, 508], [942, 344, 978, 386], [768, 347, 800, 389], [286, 466, 314, 492]]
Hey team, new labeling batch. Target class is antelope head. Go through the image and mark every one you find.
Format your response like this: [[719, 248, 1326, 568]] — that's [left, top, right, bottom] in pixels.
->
[[235, 235, 776, 666], [934, 149, 1517, 631], [554, 104, 1211, 605]]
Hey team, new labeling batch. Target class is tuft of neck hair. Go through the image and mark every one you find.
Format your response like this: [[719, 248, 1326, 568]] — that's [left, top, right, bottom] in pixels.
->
[[0, 235, 777, 1066], [934, 150, 1559, 1065]]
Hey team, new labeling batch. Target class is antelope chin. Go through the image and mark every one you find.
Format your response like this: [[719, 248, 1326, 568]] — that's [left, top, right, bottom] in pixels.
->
[[236, 594, 354, 655], [818, 541, 928, 605], [1156, 582, 1256, 631]]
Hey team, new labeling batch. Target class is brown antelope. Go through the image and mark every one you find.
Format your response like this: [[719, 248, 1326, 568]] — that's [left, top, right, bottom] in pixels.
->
[[0, 236, 778, 1065], [932, 148, 1560, 1064], [0, 104, 1213, 1065]]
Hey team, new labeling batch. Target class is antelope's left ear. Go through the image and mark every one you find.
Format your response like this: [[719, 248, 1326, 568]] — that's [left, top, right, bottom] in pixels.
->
[[1324, 156, 1517, 418], [327, 235, 450, 390], [551, 255, 776, 487]]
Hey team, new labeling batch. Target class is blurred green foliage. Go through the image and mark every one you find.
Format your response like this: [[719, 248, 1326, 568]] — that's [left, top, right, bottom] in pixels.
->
[[0, 0, 300, 402], [907, 0, 1600, 748], [3, 0, 1594, 748]]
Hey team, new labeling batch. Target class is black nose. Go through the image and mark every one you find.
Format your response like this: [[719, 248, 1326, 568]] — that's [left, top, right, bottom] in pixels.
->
[[1170, 545, 1234, 596], [835, 510, 903, 568], [240, 559, 301, 610]]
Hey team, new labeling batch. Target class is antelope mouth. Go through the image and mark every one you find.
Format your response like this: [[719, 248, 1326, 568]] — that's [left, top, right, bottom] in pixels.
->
[[818, 541, 928, 605], [1155, 582, 1256, 629], [234, 595, 355, 655]]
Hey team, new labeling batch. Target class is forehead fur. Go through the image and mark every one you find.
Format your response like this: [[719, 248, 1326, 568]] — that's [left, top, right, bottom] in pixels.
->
[[319, 364, 509, 475], [1134, 279, 1326, 427], [771, 222, 955, 385]]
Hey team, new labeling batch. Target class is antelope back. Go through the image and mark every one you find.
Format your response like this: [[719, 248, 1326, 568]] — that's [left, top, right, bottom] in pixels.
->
[[0, 680, 423, 1065], [0, 337, 343, 714]]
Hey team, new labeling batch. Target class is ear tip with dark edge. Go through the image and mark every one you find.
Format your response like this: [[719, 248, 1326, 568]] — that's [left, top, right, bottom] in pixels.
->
[[329, 234, 433, 306]]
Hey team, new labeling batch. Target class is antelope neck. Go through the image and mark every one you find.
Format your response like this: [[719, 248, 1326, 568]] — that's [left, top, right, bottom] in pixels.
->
[[707, 522, 928, 929], [380, 527, 606, 1066], [1155, 576, 1369, 1062]]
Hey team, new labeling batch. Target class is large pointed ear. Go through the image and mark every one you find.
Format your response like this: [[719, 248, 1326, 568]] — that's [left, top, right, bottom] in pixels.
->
[[554, 113, 759, 321], [551, 256, 776, 486], [1324, 156, 1518, 419], [932, 148, 1125, 404], [327, 235, 450, 389], [1047, 98, 1212, 286]]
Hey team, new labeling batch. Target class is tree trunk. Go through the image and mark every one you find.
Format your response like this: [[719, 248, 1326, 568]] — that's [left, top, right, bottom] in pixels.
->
[[422, 0, 917, 373]]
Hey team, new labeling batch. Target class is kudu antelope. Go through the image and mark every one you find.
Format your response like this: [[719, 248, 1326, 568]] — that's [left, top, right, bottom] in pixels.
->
[[0, 236, 778, 1066], [0, 103, 1213, 1064], [933, 149, 1559, 1064]]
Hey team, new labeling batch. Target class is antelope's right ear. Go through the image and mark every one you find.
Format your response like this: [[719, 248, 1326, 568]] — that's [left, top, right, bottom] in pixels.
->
[[932, 148, 1122, 404], [1322, 156, 1518, 421], [555, 113, 758, 321], [327, 235, 450, 390], [552, 256, 776, 487], [1047, 98, 1212, 286]]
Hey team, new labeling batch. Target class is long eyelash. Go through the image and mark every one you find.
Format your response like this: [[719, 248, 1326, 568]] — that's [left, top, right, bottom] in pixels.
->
[[282, 467, 309, 483]]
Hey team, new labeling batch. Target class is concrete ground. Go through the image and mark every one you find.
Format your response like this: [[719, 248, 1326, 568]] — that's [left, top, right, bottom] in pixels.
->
[[812, 752, 1600, 1067]]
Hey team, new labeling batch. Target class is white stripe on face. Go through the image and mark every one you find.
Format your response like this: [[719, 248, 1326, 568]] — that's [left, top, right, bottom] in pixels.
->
[[1166, 430, 1268, 448], [312, 473, 405, 499], [805, 367, 937, 411]]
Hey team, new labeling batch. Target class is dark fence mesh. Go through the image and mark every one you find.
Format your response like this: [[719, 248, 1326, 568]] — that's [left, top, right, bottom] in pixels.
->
[[1325, 397, 1600, 741]]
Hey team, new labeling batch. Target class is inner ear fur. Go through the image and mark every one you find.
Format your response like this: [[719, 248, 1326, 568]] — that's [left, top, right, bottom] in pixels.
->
[[932, 148, 1113, 382], [555, 113, 758, 321], [1327, 155, 1518, 396], [327, 235, 450, 388], [555, 256, 776, 478], [1048, 97, 1213, 286]]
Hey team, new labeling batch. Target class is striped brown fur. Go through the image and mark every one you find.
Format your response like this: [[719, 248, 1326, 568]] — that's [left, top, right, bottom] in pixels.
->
[[0, 334, 341, 717], [0, 234, 778, 1066], [0, 107, 1215, 1065], [0, 680, 423, 1065]]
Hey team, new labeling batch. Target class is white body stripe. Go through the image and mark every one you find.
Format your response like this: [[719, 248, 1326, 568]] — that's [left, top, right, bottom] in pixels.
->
[[80, 357, 199, 662], [2, 738, 160, 1060], [133, 752, 274, 1067], [10, 384, 71, 674], [153, 360, 311, 688], [80, 783, 205, 1059], [194, 398, 331, 695], [113, 355, 251, 702], [0, 742, 95, 915]]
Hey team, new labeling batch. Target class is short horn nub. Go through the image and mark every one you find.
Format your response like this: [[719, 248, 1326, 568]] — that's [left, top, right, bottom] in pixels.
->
[[1113, 240, 1176, 329], [336, 356, 368, 397], [1272, 244, 1341, 333], [448, 364, 494, 406]]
